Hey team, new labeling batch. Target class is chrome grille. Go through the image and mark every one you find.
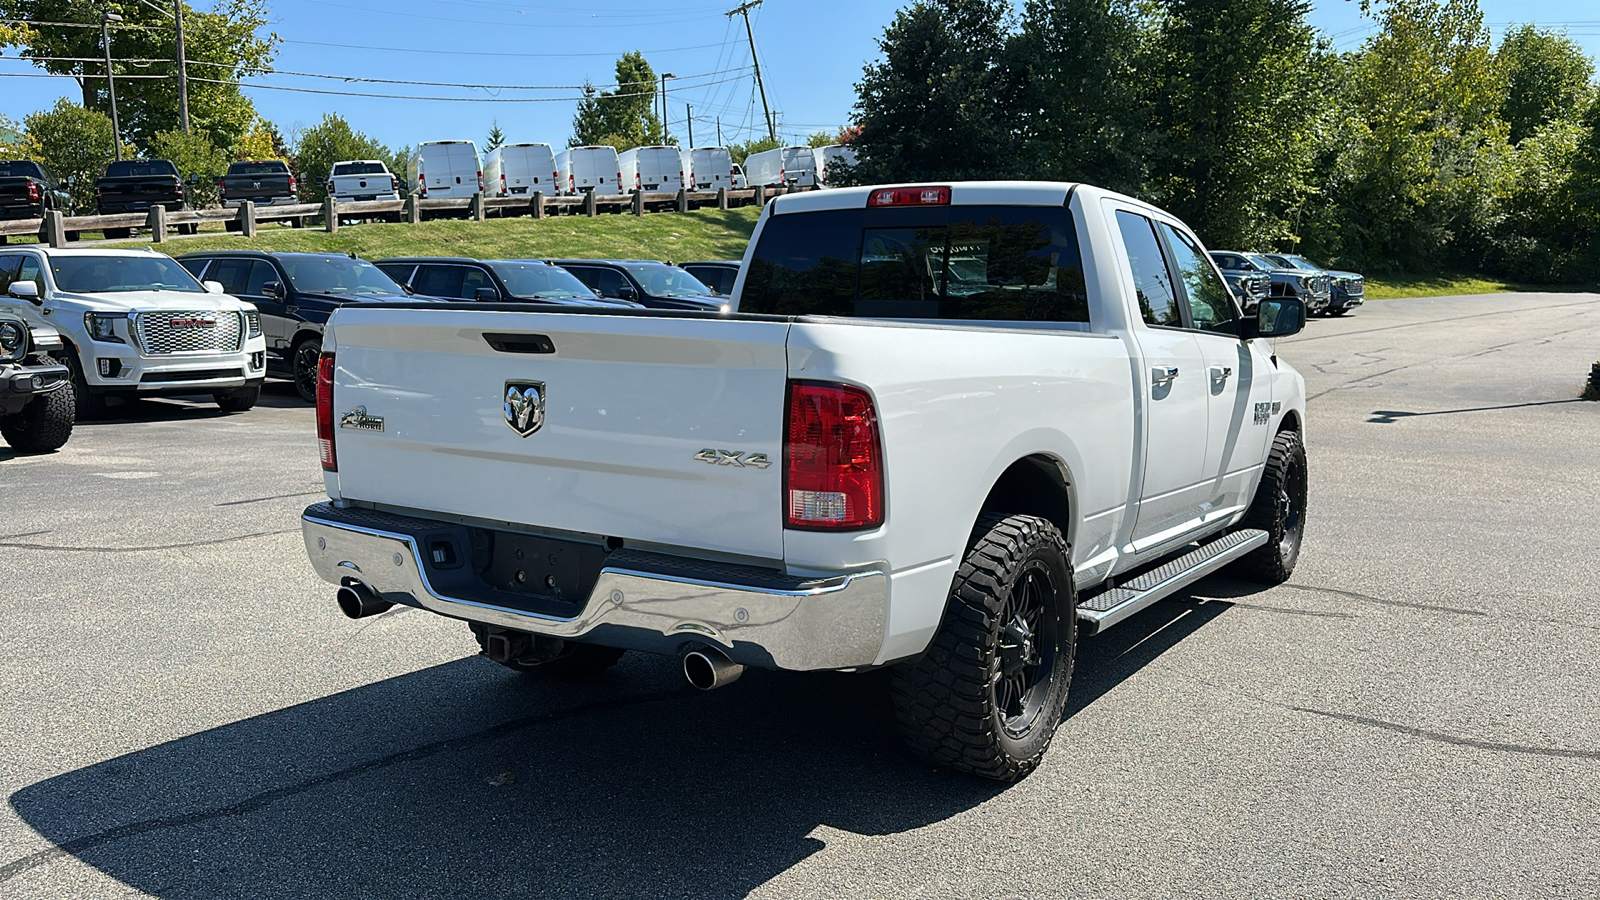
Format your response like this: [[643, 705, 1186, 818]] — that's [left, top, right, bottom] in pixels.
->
[[134, 310, 243, 355]]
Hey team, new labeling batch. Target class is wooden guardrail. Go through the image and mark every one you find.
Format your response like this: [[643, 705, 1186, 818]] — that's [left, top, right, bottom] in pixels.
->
[[0, 184, 794, 247]]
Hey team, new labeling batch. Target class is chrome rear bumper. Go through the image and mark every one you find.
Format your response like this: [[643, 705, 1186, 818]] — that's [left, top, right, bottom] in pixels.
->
[[301, 503, 889, 671]]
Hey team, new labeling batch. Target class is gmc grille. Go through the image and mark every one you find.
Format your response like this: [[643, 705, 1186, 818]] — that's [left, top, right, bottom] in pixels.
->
[[135, 311, 243, 355]]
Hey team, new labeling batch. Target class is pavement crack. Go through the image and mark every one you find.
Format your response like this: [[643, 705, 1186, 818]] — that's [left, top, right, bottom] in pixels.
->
[[0, 530, 295, 553], [1225, 601, 1358, 620], [1283, 583, 1488, 618], [1287, 705, 1600, 761], [214, 489, 326, 507], [0, 688, 689, 885]]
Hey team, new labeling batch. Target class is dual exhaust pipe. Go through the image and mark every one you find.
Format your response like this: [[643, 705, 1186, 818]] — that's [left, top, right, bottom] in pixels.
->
[[333, 585, 743, 690], [336, 581, 392, 619]]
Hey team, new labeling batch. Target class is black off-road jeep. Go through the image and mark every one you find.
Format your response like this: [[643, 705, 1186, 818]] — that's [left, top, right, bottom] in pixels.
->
[[0, 313, 74, 453]]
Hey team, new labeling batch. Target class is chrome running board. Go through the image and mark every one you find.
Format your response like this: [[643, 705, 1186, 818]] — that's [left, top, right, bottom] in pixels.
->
[[1077, 529, 1269, 635]]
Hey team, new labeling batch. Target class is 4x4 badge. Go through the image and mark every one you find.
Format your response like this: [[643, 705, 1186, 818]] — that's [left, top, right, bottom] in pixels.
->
[[504, 381, 546, 437]]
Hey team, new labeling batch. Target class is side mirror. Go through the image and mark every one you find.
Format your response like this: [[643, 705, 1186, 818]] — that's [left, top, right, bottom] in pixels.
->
[[261, 281, 283, 299], [1245, 296, 1305, 339], [8, 281, 40, 303], [187, 174, 200, 185], [474, 286, 499, 302], [617, 286, 638, 301], [203, 280, 226, 294]]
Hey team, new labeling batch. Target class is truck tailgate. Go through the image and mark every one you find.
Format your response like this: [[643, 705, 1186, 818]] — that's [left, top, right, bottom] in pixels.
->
[[326, 307, 792, 561]]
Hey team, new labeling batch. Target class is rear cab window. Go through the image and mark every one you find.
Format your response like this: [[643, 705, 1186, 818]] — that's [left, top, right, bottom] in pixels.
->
[[738, 204, 1090, 323]]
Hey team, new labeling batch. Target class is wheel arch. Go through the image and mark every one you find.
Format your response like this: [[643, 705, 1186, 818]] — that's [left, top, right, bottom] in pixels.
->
[[1278, 408, 1302, 434], [975, 453, 1076, 549]]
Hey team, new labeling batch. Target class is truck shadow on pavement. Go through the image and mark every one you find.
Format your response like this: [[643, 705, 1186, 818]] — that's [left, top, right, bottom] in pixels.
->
[[6, 589, 1233, 899]]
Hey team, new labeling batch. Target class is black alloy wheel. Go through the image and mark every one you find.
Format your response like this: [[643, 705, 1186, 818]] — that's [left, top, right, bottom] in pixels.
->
[[292, 337, 322, 403]]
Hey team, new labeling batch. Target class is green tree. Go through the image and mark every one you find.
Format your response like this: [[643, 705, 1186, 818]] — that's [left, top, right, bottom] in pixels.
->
[[1496, 25, 1596, 145], [850, 0, 1019, 183], [1144, 0, 1325, 249], [805, 131, 835, 149], [728, 136, 780, 165], [485, 120, 507, 152], [22, 99, 127, 211], [570, 52, 665, 150], [293, 113, 390, 203], [1324, 0, 1509, 270], [148, 128, 228, 207], [1009, 0, 1149, 194], [234, 117, 289, 161], [0, 0, 279, 152]]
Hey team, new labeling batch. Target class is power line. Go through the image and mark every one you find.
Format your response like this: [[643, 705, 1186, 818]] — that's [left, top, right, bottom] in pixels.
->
[[279, 38, 732, 58], [287, 0, 724, 30], [188, 70, 754, 102]]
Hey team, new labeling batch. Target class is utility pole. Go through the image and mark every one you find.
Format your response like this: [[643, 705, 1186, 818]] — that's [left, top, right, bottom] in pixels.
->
[[727, 0, 774, 142], [660, 72, 676, 145], [100, 10, 124, 160], [717, 117, 722, 147], [687, 105, 694, 148], [174, 0, 190, 133]]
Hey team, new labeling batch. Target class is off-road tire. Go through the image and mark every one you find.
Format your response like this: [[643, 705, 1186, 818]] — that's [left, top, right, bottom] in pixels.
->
[[1234, 429, 1308, 584], [60, 348, 109, 421], [891, 514, 1077, 781], [472, 628, 626, 677], [0, 379, 75, 452], [102, 227, 131, 240], [177, 223, 198, 236], [213, 385, 260, 412]]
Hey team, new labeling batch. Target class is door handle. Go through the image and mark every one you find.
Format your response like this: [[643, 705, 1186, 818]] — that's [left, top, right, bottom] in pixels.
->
[[1209, 366, 1233, 382], [1151, 366, 1179, 385]]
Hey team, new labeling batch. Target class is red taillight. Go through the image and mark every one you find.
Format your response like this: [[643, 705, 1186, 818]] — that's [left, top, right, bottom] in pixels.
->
[[784, 381, 884, 530], [477, 170, 484, 192], [26, 182, 40, 201], [289, 175, 298, 194], [316, 353, 337, 471], [868, 186, 951, 207]]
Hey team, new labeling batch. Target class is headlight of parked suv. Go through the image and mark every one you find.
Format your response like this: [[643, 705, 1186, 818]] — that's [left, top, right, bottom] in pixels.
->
[[245, 310, 261, 338], [0, 321, 25, 361], [84, 311, 127, 344]]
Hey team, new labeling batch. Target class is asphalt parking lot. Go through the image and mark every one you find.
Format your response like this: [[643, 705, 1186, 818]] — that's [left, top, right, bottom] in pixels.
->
[[2, 292, 1597, 899]]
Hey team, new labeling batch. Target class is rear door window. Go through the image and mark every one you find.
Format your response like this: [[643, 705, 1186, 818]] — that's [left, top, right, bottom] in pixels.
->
[[203, 258, 253, 295], [1114, 211, 1182, 328], [739, 205, 1088, 322], [412, 264, 465, 298]]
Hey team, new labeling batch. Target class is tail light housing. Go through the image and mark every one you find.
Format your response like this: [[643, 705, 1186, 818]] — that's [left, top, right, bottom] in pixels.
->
[[477, 170, 484, 192], [289, 175, 298, 195], [26, 182, 40, 201], [785, 381, 884, 530], [868, 186, 951, 207], [316, 353, 337, 471]]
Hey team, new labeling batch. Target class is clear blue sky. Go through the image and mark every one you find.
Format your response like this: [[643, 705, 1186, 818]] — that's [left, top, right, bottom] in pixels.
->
[[3, 0, 1598, 153]]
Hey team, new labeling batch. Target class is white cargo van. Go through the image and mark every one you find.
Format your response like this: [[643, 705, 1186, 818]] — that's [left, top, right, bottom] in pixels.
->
[[781, 145, 819, 187], [619, 146, 686, 193], [408, 141, 483, 199], [484, 143, 558, 197], [554, 146, 624, 196], [742, 148, 783, 187], [814, 145, 858, 186], [688, 147, 737, 192]]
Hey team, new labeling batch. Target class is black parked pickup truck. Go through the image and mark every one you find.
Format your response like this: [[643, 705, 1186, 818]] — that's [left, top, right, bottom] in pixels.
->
[[218, 161, 299, 223], [0, 161, 71, 221], [94, 159, 196, 238]]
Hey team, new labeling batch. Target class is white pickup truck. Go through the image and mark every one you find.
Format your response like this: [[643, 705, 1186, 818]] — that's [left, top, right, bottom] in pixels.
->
[[301, 182, 1309, 780]]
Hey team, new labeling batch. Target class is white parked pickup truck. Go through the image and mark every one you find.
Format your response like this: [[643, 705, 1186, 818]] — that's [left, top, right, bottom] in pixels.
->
[[301, 181, 1309, 780]]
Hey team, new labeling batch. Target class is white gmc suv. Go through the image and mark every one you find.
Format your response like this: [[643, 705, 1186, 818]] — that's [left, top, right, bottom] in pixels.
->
[[300, 181, 1310, 780], [0, 247, 267, 417]]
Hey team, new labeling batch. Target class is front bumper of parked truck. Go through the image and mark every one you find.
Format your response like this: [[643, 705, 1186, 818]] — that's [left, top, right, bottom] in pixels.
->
[[301, 502, 890, 671]]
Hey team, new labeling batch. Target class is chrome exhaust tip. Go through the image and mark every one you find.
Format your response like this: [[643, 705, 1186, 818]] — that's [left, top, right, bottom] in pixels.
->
[[336, 582, 393, 619], [683, 647, 744, 691]]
